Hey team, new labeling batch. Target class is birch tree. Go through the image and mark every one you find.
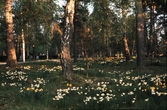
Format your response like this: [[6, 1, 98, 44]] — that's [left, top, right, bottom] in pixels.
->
[[60, 0, 75, 80]]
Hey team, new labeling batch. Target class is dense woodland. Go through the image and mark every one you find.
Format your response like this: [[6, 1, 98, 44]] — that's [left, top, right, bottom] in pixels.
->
[[0, 0, 166, 80]]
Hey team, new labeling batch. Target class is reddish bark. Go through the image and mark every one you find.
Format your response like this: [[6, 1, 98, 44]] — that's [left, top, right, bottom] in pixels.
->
[[5, 0, 18, 68]]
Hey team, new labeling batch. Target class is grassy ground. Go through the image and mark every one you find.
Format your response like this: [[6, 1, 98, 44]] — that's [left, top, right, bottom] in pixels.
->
[[0, 57, 166, 110]]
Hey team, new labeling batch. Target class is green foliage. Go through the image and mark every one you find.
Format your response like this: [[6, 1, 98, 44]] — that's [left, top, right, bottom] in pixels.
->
[[11, 0, 58, 54], [0, 1, 6, 51]]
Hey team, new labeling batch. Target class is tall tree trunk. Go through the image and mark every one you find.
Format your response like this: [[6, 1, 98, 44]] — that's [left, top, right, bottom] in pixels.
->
[[22, 29, 25, 62], [122, 3, 131, 62], [5, 0, 18, 68], [73, 1, 77, 62], [131, 38, 135, 57], [147, 8, 153, 61], [136, 0, 145, 69], [149, 2, 154, 62], [165, 3, 167, 65], [60, 0, 75, 80]]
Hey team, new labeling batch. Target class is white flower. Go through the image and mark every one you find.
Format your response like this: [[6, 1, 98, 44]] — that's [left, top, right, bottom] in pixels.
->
[[156, 91, 161, 96], [101, 93, 105, 96], [128, 91, 134, 95], [101, 84, 106, 88], [10, 83, 16, 86], [121, 92, 125, 96], [35, 84, 40, 88], [99, 97, 103, 100], [71, 87, 77, 91], [58, 95, 63, 99], [97, 82, 100, 86], [139, 86, 141, 90], [93, 97, 97, 100], [143, 81, 147, 85], [132, 100, 135, 103], [99, 98, 104, 102], [144, 98, 149, 102], [31, 84, 34, 88], [151, 91, 156, 95], [88, 96, 92, 100], [126, 76, 131, 80], [20, 89, 24, 93], [162, 92, 167, 95], [129, 83, 132, 86], [101, 88, 105, 92], [105, 96, 110, 101], [97, 87, 101, 90], [138, 83, 141, 86], [57, 89, 62, 92], [77, 92, 82, 95], [126, 71, 131, 74], [121, 82, 125, 86], [1, 82, 6, 86], [85, 97, 90, 102]]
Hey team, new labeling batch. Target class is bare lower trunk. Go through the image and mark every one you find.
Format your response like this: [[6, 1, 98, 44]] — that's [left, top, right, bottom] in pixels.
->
[[85, 53, 89, 78], [61, 46, 73, 80], [123, 35, 131, 62], [5, 0, 17, 68]]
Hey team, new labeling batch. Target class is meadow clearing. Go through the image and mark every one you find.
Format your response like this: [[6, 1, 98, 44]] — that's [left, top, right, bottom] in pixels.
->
[[0, 57, 166, 109]]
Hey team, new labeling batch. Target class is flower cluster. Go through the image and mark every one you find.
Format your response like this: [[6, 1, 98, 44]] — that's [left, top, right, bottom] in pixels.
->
[[20, 77, 46, 92], [19, 65, 32, 70], [1, 70, 28, 87], [82, 81, 115, 105], [73, 65, 85, 71], [52, 69, 167, 108], [20, 77, 46, 100], [26, 87, 43, 92], [38, 65, 62, 72], [66, 83, 72, 87]]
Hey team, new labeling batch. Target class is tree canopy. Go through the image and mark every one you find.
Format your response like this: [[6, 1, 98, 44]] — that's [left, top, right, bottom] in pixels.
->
[[0, 0, 166, 74]]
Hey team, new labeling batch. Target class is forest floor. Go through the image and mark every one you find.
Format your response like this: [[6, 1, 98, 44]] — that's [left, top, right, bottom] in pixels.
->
[[0, 56, 166, 109]]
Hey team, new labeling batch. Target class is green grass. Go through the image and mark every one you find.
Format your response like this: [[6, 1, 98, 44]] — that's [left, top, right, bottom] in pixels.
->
[[0, 57, 166, 110]]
